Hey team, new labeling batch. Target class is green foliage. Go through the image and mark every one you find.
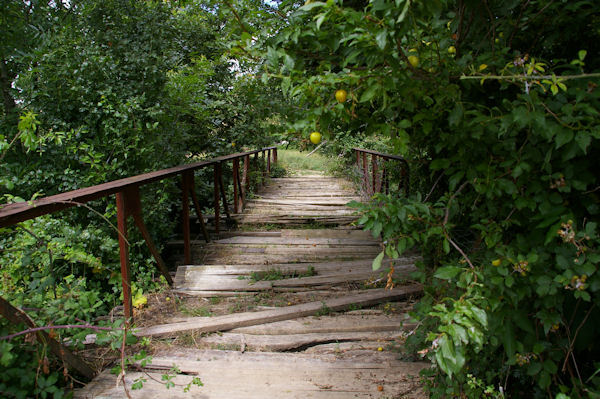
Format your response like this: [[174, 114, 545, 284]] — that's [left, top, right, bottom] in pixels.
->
[[0, 0, 289, 395], [262, 0, 600, 396]]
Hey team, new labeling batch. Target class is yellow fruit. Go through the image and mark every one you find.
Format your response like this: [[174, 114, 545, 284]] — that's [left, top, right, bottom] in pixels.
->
[[377, 347, 383, 351], [408, 55, 420, 68], [492, 259, 501, 267], [479, 64, 488, 71], [335, 89, 347, 103], [448, 46, 456, 54], [310, 131, 322, 144]]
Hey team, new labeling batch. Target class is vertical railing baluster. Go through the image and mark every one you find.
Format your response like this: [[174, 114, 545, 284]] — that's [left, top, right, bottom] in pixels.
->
[[233, 158, 239, 213], [181, 173, 192, 265], [362, 152, 368, 195], [214, 163, 220, 235], [219, 162, 231, 219], [116, 192, 132, 322], [267, 149, 271, 174], [371, 154, 377, 195]]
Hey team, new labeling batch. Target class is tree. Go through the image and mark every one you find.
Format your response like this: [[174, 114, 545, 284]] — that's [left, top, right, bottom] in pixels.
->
[[259, 0, 600, 396]]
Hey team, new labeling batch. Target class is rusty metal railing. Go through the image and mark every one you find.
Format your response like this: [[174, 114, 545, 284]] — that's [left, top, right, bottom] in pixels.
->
[[353, 148, 409, 196], [0, 146, 277, 322]]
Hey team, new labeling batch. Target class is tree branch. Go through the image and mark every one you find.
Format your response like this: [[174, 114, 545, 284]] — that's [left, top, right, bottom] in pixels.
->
[[0, 324, 114, 341]]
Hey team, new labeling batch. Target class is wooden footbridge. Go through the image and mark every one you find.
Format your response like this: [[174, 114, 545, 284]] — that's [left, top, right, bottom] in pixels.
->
[[0, 147, 426, 398]]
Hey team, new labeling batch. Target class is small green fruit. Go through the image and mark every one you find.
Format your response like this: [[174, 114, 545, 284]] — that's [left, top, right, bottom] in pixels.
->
[[310, 132, 322, 144]]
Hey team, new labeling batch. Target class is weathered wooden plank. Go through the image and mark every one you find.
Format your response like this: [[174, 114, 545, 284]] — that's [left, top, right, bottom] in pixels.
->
[[135, 286, 422, 337], [213, 236, 379, 246], [247, 198, 359, 205], [75, 349, 428, 399], [175, 268, 414, 292], [174, 258, 417, 277], [199, 331, 402, 351], [200, 246, 381, 256], [197, 253, 377, 265], [280, 229, 373, 239], [230, 313, 411, 335]]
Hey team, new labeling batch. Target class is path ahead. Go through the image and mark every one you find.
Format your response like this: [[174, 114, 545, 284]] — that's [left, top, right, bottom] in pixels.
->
[[76, 173, 427, 398]]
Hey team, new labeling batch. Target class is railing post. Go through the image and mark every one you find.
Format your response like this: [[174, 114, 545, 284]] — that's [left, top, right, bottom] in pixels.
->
[[233, 158, 239, 213], [214, 163, 220, 235], [355, 149, 360, 167], [116, 192, 132, 322], [371, 154, 377, 195], [267, 149, 271, 174], [362, 152, 368, 194], [219, 161, 231, 219], [185, 172, 210, 243], [181, 174, 192, 264], [273, 148, 277, 164], [243, 155, 249, 205]]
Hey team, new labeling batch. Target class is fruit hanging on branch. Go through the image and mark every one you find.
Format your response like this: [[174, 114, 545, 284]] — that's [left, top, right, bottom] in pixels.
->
[[310, 131, 322, 144], [408, 55, 419, 68], [335, 89, 347, 103]]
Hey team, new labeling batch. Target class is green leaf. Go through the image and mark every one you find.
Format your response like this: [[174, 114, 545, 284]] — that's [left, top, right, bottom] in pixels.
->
[[555, 129, 574, 149], [448, 104, 463, 126], [359, 84, 380, 103], [434, 266, 462, 280], [315, 14, 326, 30], [298, 1, 326, 12], [283, 54, 295, 71], [372, 251, 384, 271], [375, 29, 388, 50], [442, 238, 450, 254], [574, 132, 592, 154]]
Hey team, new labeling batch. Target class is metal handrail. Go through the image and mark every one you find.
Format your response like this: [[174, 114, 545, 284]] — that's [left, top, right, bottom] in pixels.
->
[[352, 148, 409, 196], [0, 146, 278, 320]]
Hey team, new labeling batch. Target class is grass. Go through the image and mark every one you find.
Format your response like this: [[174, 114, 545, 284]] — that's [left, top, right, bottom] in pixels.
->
[[276, 149, 342, 175], [179, 305, 213, 317]]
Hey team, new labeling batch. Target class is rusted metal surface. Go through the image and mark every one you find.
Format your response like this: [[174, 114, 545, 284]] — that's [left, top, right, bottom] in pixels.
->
[[186, 172, 210, 243], [353, 148, 409, 196], [0, 146, 277, 333], [116, 192, 132, 322], [182, 173, 192, 265], [123, 186, 173, 285], [218, 162, 231, 219], [0, 147, 276, 228], [233, 158, 240, 213]]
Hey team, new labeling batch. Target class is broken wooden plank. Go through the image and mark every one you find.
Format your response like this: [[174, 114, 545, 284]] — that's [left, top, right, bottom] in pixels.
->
[[213, 236, 379, 246], [199, 331, 403, 352], [230, 313, 412, 335], [75, 349, 428, 399], [135, 286, 422, 337]]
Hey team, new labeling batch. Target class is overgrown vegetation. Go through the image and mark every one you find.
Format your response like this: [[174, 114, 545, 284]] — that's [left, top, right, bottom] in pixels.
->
[[0, 0, 289, 395], [2, 0, 599, 397], [250, 0, 600, 397]]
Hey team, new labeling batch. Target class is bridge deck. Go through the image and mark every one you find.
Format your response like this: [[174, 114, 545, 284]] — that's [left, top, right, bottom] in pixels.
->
[[75, 172, 426, 398]]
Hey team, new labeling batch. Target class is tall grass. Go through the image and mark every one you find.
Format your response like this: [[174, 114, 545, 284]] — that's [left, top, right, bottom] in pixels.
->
[[276, 149, 343, 175]]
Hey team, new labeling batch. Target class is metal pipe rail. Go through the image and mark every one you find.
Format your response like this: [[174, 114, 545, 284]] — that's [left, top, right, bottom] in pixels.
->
[[0, 146, 277, 321], [353, 148, 409, 196]]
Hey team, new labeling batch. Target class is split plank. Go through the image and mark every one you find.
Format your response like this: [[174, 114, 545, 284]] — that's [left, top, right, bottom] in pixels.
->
[[135, 286, 422, 337]]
